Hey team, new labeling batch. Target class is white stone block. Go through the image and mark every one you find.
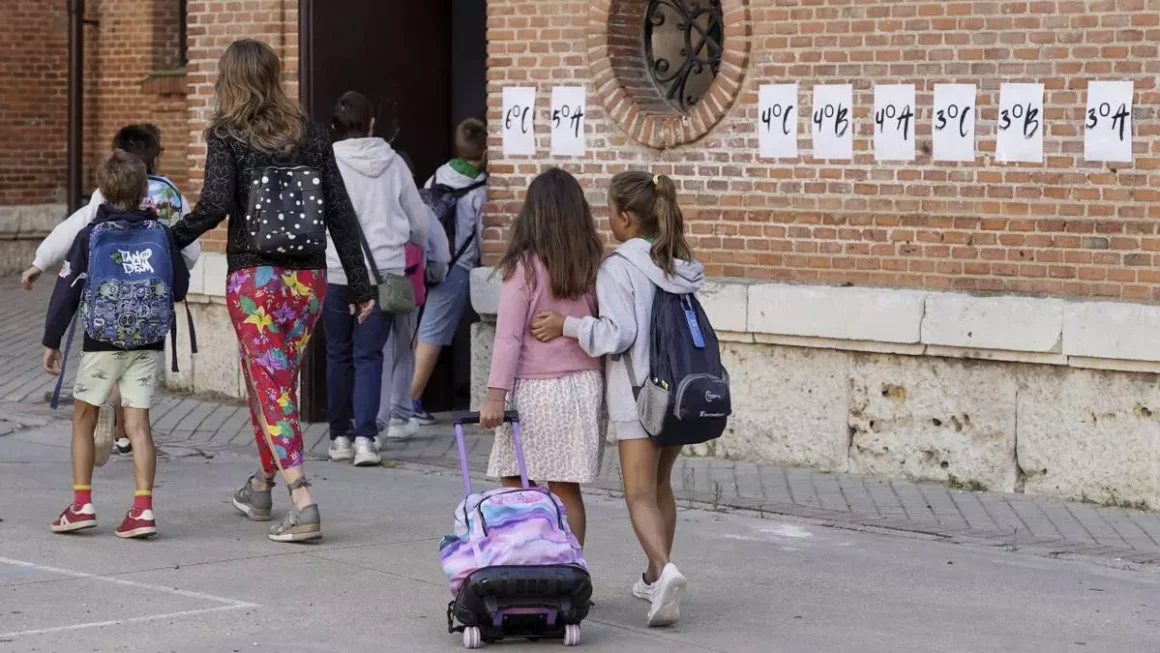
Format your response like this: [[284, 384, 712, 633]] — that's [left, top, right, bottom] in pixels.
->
[[200, 252, 229, 299], [847, 354, 1019, 492], [699, 280, 747, 333], [1017, 366, 1160, 509], [715, 343, 851, 471], [470, 266, 501, 317], [748, 284, 926, 343], [470, 322, 496, 410], [1063, 301, 1160, 362], [922, 293, 1063, 353]]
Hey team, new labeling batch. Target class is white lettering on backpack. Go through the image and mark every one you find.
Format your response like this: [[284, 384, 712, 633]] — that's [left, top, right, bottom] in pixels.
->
[[118, 249, 154, 274]]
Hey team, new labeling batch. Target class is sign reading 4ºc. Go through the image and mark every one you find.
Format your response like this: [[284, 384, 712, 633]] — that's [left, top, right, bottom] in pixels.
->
[[550, 86, 586, 157], [502, 87, 536, 157], [1085, 81, 1133, 163], [758, 83, 799, 159]]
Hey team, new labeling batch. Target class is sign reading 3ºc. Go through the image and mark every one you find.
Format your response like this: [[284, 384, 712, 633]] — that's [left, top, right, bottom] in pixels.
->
[[996, 83, 1044, 163], [502, 87, 537, 157], [758, 83, 799, 159], [811, 84, 853, 161], [932, 84, 976, 162], [1084, 80, 1133, 163], [550, 86, 586, 157]]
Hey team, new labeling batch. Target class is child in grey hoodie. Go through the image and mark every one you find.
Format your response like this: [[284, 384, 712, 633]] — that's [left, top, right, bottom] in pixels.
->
[[532, 171, 703, 628]]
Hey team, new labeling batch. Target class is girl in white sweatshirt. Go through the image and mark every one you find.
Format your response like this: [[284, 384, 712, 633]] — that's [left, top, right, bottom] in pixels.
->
[[532, 171, 704, 628]]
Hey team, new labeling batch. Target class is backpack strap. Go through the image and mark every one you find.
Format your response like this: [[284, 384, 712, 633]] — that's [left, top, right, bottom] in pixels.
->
[[169, 302, 199, 373], [50, 312, 81, 410], [444, 178, 487, 270]]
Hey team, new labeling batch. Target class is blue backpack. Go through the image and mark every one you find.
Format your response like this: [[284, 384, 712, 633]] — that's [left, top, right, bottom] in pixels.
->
[[83, 219, 175, 349]]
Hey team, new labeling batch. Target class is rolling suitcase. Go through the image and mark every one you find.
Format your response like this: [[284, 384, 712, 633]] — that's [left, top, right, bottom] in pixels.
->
[[439, 411, 593, 648]]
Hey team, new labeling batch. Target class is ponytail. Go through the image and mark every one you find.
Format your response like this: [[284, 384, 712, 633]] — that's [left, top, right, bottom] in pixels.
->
[[608, 171, 694, 277]]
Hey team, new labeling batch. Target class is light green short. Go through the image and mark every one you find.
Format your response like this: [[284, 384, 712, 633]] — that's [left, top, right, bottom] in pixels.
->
[[73, 350, 163, 409]]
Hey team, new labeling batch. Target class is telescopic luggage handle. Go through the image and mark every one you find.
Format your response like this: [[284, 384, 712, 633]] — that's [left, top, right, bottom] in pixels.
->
[[453, 411, 519, 426], [452, 411, 528, 497]]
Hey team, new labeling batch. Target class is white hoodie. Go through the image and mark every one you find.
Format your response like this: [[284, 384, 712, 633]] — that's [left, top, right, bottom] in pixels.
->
[[32, 180, 201, 272], [563, 238, 705, 440], [329, 137, 431, 285]]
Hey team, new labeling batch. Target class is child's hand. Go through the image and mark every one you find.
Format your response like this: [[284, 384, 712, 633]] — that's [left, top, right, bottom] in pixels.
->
[[480, 398, 506, 430], [43, 348, 62, 376], [21, 266, 42, 291], [350, 300, 375, 324], [530, 311, 565, 343]]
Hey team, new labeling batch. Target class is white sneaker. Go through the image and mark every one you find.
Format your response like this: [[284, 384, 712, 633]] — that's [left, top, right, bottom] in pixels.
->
[[632, 574, 656, 602], [352, 437, 381, 467], [385, 417, 420, 439], [646, 563, 687, 627], [93, 405, 114, 468], [328, 436, 354, 462]]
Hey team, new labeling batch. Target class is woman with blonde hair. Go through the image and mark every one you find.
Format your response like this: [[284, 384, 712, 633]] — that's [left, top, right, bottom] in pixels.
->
[[172, 39, 374, 543]]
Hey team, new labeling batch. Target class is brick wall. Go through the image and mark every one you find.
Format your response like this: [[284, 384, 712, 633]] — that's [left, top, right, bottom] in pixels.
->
[[84, 0, 192, 194], [486, 0, 1160, 301], [0, 1, 69, 206], [184, 0, 298, 252]]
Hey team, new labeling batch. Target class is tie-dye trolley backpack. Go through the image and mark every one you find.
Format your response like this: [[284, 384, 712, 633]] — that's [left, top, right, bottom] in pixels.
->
[[439, 412, 592, 648]]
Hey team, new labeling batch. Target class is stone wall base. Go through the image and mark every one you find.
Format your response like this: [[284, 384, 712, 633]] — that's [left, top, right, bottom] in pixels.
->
[[0, 203, 66, 275], [163, 299, 247, 400], [470, 321, 1160, 509]]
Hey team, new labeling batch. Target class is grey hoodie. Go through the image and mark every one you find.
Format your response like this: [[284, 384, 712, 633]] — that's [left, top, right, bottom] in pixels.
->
[[329, 137, 431, 285], [563, 238, 705, 440]]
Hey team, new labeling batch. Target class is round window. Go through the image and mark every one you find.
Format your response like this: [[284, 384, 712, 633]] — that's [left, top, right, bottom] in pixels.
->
[[644, 0, 725, 112], [588, 0, 749, 148]]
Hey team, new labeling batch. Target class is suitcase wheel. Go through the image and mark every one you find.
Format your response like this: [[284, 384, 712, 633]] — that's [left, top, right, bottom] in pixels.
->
[[564, 624, 581, 647], [463, 626, 483, 649]]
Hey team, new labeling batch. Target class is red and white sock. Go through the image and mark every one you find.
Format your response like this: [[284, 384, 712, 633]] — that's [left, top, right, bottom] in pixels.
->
[[133, 490, 152, 512]]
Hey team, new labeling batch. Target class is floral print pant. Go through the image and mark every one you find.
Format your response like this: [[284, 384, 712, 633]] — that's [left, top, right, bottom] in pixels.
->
[[227, 267, 326, 474]]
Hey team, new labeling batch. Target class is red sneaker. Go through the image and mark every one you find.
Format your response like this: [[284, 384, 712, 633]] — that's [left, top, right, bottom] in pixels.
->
[[51, 503, 97, 533], [115, 507, 157, 539]]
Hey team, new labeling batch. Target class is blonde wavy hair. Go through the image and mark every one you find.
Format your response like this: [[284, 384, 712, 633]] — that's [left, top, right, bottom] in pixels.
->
[[209, 39, 303, 154]]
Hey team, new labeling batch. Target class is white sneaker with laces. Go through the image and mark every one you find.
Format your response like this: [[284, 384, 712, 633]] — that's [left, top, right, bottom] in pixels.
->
[[385, 417, 420, 439], [632, 574, 656, 602], [647, 563, 687, 627], [328, 436, 354, 462], [352, 437, 381, 467]]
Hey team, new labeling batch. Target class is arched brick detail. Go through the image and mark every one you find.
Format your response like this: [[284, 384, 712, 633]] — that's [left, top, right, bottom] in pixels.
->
[[588, 0, 750, 149]]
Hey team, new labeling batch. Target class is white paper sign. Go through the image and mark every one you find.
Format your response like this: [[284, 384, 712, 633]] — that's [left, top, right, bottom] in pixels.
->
[[1085, 81, 1133, 163], [873, 84, 916, 161], [502, 87, 536, 156], [932, 84, 977, 162], [811, 85, 853, 160], [996, 83, 1044, 163], [758, 83, 799, 159], [550, 86, 586, 157]]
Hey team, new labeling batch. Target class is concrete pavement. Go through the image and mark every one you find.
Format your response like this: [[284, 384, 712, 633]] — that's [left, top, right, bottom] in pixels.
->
[[2, 419, 1160, 652]]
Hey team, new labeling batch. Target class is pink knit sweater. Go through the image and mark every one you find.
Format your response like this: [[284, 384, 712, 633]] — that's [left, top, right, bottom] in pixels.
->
[[487, 257, 601, 391]]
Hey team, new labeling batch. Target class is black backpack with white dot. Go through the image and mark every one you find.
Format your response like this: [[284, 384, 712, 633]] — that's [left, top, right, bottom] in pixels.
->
[[245, 165, 328, 257]]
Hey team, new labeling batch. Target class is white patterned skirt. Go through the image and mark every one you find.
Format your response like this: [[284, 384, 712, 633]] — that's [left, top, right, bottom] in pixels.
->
[[487, 369, 607, 484]]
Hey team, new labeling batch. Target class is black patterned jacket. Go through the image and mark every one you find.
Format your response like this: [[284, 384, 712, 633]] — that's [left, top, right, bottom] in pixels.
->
[[172, 120, 374, 303]]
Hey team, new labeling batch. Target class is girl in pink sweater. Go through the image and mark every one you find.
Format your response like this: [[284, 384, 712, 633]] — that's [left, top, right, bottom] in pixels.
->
[[479, 168, 606, 546]]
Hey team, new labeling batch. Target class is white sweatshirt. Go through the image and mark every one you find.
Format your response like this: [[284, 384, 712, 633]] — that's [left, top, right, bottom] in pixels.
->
[[329, 137, 431, 285], [33, 178, 202, 273]]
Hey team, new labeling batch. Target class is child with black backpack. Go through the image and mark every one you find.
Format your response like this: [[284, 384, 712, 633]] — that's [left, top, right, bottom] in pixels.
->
[[42, 150, 190, 540], [532, 172, 728, 628], [408, 118, 488, 426]]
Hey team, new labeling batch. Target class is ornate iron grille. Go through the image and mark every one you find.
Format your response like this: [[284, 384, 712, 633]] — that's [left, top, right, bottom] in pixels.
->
[[644, 0, 725, 111]]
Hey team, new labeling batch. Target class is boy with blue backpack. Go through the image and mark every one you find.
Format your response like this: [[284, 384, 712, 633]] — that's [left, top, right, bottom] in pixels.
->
[[42, 150, 190, 539], [23, 124, 200, 461]]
